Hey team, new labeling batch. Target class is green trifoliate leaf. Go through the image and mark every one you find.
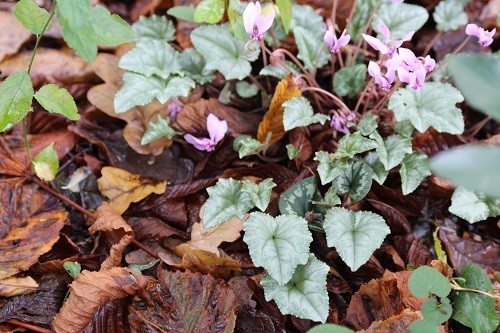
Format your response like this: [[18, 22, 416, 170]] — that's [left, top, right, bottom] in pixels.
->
[[314, 151, 349, 185], [233, 135, 266, 158], [357, 114, 378, 137], [293, 27, 329, 72], [449, 187, 489, 223], [451, 263, 499, 333], [408, 266, 451, 298], [261, 254, 329, 322], [63, 261, 81, 279], [433, 0, 468, 32], [373, 3, 429, 40], [308, 324, 355, 333], [420, 298, 453, 325], [242, 179, 276, 212], [430, 145, 500, 198], [332, 158, 372, 203], [119, 40, 182, 79], [400, 152, 430, 195], [236, 81, 259, 98], [278, 176, 316, 216], [276, 0, 292, 33], [180, 48, 215, 84], [364, 152, 388, 184], [114, 73, 195, 113], [259, 61, 300, 79], [286, 144, 300, 160], [244, 212, 312, 285], [371, 132, 412, 170], [333, 132, 377, 159], [14, 0, 51, 35], [167, 6, 195, 22], [194, 0, 225, 24], [203, 178, 254, 228], [132, 15, 175, 42], [348, 0, 378, 41], [34, 84, 79, 120], [191, 24, 255, 80], [90, 5, 135, 46], [0, 71, 33, 132], [290, 4, 324, 38], [333, 64, 367, 98], [141, 116, 178, 145], [283, 97, 330, 131], [323, 207, 389, 271], [32, 143, 59, 182], [388, 82, 464, 134]]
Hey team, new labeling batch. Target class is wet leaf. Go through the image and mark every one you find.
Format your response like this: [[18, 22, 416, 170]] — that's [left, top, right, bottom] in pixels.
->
[[358, 309, 421, 333], [97, 167, 167, 214], [0, 276, 38, 297]]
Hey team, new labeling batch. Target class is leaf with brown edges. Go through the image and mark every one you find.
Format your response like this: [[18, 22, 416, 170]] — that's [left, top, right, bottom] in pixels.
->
[[0, 276, 38, 297]]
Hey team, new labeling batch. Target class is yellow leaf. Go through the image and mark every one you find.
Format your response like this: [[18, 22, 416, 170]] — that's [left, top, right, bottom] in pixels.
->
[[97, 167, 167, 214], [0, 276, 38, 297], [257, 75, 301, 145]]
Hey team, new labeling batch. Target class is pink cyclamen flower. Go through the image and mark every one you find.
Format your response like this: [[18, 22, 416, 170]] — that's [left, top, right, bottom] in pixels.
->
[[184, 113, 228, 152], [331, 113, 356, 135], [393, 48, 435, 90], [243, 1, 275, 40], [362, 23, 414, 56], [324, 26, 351, 53], [465, 23, 496, 47], [368, 61, 397, 90]]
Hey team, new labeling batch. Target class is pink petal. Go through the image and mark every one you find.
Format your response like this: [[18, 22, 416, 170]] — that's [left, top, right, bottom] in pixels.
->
[[243, 2, 257, 35], [337, 33, 351, 48], [465, 23, 480, 38], [368, 61, 382, 78], [378, 23, 391, 41], [363, 34, 391, 54], [324, 27, 335, 47], [255, 9, 275, 35], [184, 134, 213, 151], [206, 113, 228, 143]]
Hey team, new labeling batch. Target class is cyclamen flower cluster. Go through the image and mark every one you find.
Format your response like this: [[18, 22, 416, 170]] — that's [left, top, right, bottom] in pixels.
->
[[363, 23, 435, 90], [466, 23, 496, 47], [324, 27, 350, 53]]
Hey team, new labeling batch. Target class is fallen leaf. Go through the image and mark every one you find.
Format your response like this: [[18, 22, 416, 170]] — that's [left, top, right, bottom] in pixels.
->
[[392, 234, 433, 267], [0, 276, 38, 297], [0, 140, 25, 176], [82, 298, 130, 333], [257, 75, 301, 144], [412, 128, 467, 157], [128, 269, 238, 333], [52, 267, 149, 333], [97, 166, 167, 214], [368, 199, 412, 235], [89, 203, 134, 269], [0, 11, 31, 62], [358, 308, 422, 333], [127, 216, 185, 242]]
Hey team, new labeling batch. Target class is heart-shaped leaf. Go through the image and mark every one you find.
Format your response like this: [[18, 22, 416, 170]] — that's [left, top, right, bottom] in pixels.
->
[[408, 266, 451, 298]]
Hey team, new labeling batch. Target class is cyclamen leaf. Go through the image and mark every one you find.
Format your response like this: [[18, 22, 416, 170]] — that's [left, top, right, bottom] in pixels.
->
[[356, 114, 378, 136], [451, 263, 499, 333], [278, 176, 316, 217], [400, 152, 431, 195], [371, 132, 412, 170], [141, 116, 177, 145], [261, 254, 329, 323], [293, 27, 329, 72], [132, 15, 176, 42], [233, 135, 266, 158], [241, 179, 276, 212], [394, 119, 415, 138], [333, 132, 377, 159], [259, 61, 300, 79], [286, 144, 300, 160], [364, 151, 388, 184], [194, 0, 225, 24], [180, 48, 215, 84], [32, 143, 59, 182], [388, 82, 464, 134], [408, 266, 451, 298], [34, 84, 79, 120], [433, 0, 468, 32], [119, 40, 182, 79], [90, 5, 135, 46], [314, 151, 349, 185], [333, 65, 367, 98], [449, 187, 489, 223], [166, 6, 195, 22], [244, 212, 312, 285], [332, 158, 372, 203], [14, 0, 51, 35], [0, 71, 34, 132], [373, 3, 429, 40], [291, 4, 324, 38], [203, 178, 254, 228], [283, 97, 329, 131], [114, 73, 195, 113], [236, 81, 259, 98], [323, 207, 389, 271], [191, 24, 254, 80], [276, 0, 292, 33]]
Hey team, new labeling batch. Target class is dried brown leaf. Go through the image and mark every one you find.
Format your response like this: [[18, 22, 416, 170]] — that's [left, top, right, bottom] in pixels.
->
[[51, 267, 150, 333], [127, 216, 184, 242], [97, 167, 167, 214], [0, 276, 38, 297], [128, 269, 237, 333], [358, 308, 421, 333], [0, 11, 31, 62], [82, 298, 130, 333]]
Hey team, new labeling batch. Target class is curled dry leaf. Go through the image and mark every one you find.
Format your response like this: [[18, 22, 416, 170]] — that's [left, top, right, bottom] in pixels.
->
[[97, 166, 167, 214], [128, 269, 237, 333], [358, 308, 422, 333], [89, 203, 134, 269], [0, 11, 31, 62], [0, 276, 38, 297], [257, 75, 301, 145], [51, 267, 150, 333]]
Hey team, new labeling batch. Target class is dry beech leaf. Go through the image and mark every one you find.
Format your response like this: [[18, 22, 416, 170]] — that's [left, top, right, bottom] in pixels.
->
[[51, 267, 150, 333], [358, 308, 421, 333], [97, 166, 167, 214], [89, 203, 134, 269], [0, 276, 38, 297], [128, 269, 237, 333], [257, 75, 301, 144], [0, 11, 31, 62]]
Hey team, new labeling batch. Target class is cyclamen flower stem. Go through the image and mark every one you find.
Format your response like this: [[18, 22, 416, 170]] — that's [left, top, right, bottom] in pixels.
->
[[330, 0, 339, 28], [348, 0, 382, 67], [301, 86, 351, 114], [276, 48, 320, 87], [336, 51, 345, 68], [373, 81, 401, 111], [312, 43, 327, 76], [354, 77, 375, 113], [426, 36, 471, 81], [422, 31, 444, 57]]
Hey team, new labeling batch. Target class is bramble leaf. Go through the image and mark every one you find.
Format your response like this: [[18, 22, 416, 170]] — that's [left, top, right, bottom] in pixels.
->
[[141, 116, 178, 145], [132, 15, 175, 42], [90, 5, 135, 46], [333, 64, 367, 98], [449, 187, 489, 223], [34, 84, 79, 120], [276, 0, 292, 33], [332, 158, 372, 203], [400, 152, 430, 195], [408, 266, 451, 298], [0, 71, 33, 132], [14, 0, 51, 35], [242, 178, 276, 212], [283, 97, 329, 131], [279, 176, 316, 216], [32, 143, 59, 182], [433, 0, 468, 32]]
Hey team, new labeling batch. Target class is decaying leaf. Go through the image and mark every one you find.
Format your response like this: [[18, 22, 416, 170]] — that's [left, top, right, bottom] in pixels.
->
[[0, 276, 38, 297], [257, 75, 301, 145], [89, 203, 134, 269], [0, 11, 31, 62], [97, 166, 167, 214], [52, 267, 150, 333], [128, 269, 238, 333], [358, 309, 422, 333]]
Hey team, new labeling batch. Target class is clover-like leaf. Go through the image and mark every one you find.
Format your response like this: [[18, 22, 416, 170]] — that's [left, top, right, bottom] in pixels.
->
[[14, 0, 51, 35], [0, 71, 34, 132], [373, 3, 429, 40], [34, 84, 79, 120], [333, 64, 367, 98], [244, 212, 312, 285], [371, 132, 412, 171], [433, 0, 468, 32], [132, 14, 175, 42], [388, 82, 464, 134], [332, 158, 373, 203], [449, 187, 490, 223], [283, 97, 330, 131], [141, 116, 178, 145], [32, 143, 59, 182], [408, 266, 451, 298], [409, 319, 441, 333], [333, 132, 378, 159], [242, 178, 276, 212], [323, 207, 389, 271], [278, 176, 316, 216], [314, 151, 349, 185], [261, 254, 329, 323], [400, 152, 430, 195], [203, 178, 254, 228], [194, 0, 225, 24]]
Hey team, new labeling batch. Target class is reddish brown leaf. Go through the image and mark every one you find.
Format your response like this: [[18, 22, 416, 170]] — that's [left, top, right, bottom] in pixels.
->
[[127, 216, 185, 242], [392, 234, 433, 267], [368, 199, 412, 235], [0, 276, 38, 297], [358, 309, 421, 333], [412, 128, 467, 157], [82, 298, 130, 333], [51, 268, 150, 333], [128, 269, 238, 333]]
